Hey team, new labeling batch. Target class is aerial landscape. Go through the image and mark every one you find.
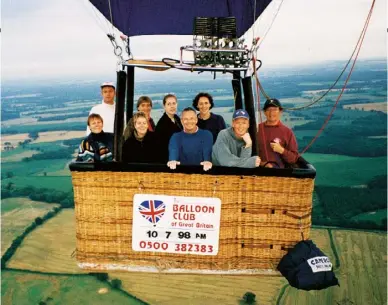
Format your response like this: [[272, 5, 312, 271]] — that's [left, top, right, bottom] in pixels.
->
[[2, 59, 387, 304], [2, 0, 386, 304]]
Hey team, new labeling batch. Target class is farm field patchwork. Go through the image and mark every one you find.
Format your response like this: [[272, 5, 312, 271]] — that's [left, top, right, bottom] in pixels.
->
[[8, 207, 386, 305], [3, 176, 73, 192], [302, 154, 386, 187], [280, 230, 387, 305], [114, 229, 333, 305], [1, 270, 146, 305], [1, 150, 39, 162], [2, 159, 70, 178], [351, 209, 387, 224], [7, 209, 82, 274], [32, 131, 86, 144], [115, 271, 285, 305], [1, 121, 85, 134], [343, 102, 387, 113], [1, 133, 30, 150], [1, 198, 59, 256]]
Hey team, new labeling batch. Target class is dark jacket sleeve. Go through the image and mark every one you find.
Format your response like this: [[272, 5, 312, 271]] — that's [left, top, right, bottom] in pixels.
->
[[76, 138, 95, 162], [122, 138, 133, 162], [218, 115, 226, 130]]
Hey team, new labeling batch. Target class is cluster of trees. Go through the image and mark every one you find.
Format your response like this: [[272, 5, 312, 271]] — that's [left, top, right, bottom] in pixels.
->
[[22, 147, 75, 162], [242, 292, 257, 304], [313, 178, 387, 230], [298, 136, 386, 157], [295, 112, 387, 157], [1, 185, 74, 208], [28, 132, 39, 140], [1, 109, 20, 121], [1, 206, 62, 269], [90, 273, 123, 289]]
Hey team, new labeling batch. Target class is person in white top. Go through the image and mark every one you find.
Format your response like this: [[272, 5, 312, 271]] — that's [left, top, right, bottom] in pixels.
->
[[86, 82, 116, 135]]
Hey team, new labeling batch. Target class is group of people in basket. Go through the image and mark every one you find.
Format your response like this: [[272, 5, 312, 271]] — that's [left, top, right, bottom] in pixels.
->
[[77, 82, 299, 169]]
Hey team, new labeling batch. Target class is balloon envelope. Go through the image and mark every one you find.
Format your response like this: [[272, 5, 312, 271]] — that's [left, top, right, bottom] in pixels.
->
[[90, 0, 273, 37]]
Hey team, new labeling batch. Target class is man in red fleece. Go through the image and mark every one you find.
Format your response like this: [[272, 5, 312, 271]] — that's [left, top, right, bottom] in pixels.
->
[[257, 99, 299, 168]]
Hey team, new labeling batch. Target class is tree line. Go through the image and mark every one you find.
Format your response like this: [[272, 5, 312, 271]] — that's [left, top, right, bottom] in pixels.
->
[[1, 185, 74, 208], [1, 206, 62, 269], [312, 176, 387, 230]]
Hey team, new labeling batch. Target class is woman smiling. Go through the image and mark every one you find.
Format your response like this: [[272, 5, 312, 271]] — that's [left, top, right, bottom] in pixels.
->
[[122, 112, 160, 163], [155, 94, 183, 163], [192, 92, 226, 143], [77, 113, 113, 162]]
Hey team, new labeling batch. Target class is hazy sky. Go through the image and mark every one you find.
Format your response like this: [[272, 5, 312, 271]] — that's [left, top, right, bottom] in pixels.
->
[[2, 0, 386, 82]]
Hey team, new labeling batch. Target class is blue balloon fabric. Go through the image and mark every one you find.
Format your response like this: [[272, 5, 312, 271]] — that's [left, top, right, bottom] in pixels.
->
[[89, 0, 272, 37]]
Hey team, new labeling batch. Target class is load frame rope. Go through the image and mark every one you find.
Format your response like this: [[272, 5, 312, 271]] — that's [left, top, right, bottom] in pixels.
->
[[301, 0, 376, 154]]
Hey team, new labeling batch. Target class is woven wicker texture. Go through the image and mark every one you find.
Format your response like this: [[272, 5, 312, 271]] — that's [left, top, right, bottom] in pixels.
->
[[72, 171, 314, 273]]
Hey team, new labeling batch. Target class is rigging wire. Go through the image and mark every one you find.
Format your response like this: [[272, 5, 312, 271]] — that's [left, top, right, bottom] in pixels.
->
[[107, 0, 115, 34], [300, 0, 376, 154], [79, 0, 111, 34], [252, 0, 258, 41], [257, 0, 285, 48], [252, 56, 269, 162], [248, 0, 284, 100], [283, 1, 374, 111]]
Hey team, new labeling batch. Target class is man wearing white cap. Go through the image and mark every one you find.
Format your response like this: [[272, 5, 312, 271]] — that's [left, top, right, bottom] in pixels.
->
[[212, 109, 261, 168], [86, 82, 116, 135]]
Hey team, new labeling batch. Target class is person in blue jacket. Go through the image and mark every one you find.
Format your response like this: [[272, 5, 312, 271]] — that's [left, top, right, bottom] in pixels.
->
[[192, 92, 226, 143], [167, 107, 213, 171]]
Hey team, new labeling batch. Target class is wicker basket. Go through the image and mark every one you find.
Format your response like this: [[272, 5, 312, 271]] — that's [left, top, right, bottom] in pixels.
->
[[70, 162, 315, 274]]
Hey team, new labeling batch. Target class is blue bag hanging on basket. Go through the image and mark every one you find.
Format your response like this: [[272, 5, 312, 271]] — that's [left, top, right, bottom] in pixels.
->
[[277, 240, 340, 291]]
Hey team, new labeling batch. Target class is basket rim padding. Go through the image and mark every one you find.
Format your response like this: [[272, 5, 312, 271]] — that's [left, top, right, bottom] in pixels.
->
[[69, 158, 316, 179]]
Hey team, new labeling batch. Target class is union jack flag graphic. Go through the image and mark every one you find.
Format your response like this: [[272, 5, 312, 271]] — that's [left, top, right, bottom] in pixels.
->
[[138, 200, 166, 225]]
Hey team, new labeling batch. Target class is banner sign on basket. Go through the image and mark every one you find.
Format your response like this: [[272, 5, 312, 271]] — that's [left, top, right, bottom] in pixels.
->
[[132, 194, 221, 255]]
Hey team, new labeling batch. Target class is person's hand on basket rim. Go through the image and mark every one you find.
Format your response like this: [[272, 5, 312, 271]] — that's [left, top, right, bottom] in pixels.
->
[[200, 161, 212, 171], [167, 160, 180, 170]]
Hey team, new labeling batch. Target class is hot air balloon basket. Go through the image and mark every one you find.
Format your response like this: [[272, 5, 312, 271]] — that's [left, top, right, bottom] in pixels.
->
[[71, 167, 314, 274]]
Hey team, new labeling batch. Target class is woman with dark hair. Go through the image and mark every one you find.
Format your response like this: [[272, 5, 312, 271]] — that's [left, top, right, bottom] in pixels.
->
[[192, 92, 226, 143], [155, 94, 183, 163], [77, 113, 113, 162], [122, 112, 160, 163]]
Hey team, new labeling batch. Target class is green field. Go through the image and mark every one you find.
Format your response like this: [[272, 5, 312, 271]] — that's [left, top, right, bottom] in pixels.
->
[[8, 210, 82, 274], [6, 206, 386, 305], [2, 121, 85, 134], [1, 198, 59, 256], [2, 159, 69, 177], [2, 150, 40, 162], [3, 176, 73, 192], [352, 209, 387, 224], [302, 154, 387, 187], [2, 146, 34, 158], [280, 230, 387, 305], [1, 270, 146, 305]]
